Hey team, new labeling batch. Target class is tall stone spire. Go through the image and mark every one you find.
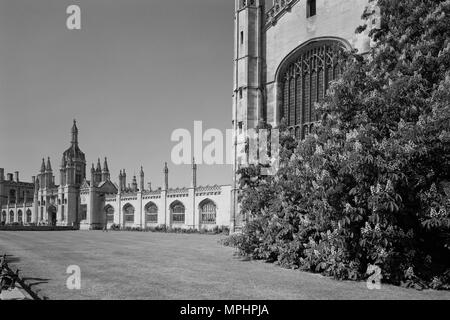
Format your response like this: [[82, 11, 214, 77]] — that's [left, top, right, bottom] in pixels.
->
[[163, 162, 169, 190], [40, 158, 46, 173], [71, 119, 78, 145], [91, 163, 95, 185], [103, 158, 109, 172], [139, 166, 144, 191], [96, 158, 102, 172], [35, 177, 39, 194], [46, 157, 52, 172], [102, 157, 110, 181], [122, 169, 127, 191], [118, 170, 123, 192], [192, 157, 197, 188], [132, 175, 138, 192], [45, 157, 53, 188]]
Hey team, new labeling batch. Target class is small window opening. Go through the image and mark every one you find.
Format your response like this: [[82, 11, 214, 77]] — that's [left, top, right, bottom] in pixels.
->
[[307, 0, 316, 18]]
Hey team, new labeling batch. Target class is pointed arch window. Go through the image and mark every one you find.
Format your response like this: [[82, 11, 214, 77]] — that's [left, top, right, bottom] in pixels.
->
[[123, 204, 135, 224], [145, 203, 158, 224], [170, 201, 185, 224], [200, 200, 217, 225], [26, 210, 32, 223], [279, 40, 343, 139]]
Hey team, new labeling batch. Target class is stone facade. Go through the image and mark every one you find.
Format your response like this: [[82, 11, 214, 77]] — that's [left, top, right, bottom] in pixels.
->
[[1, 1, 378, 232], [1, 121, 232, 231], [231, 0, 378, 230], [79, 161, 232, 231]]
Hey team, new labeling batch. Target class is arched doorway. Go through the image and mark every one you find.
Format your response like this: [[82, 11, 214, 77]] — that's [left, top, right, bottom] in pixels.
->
[[48, 205, 57, 226], [17, 210, 23, 224], [1, 211, 6, 224]]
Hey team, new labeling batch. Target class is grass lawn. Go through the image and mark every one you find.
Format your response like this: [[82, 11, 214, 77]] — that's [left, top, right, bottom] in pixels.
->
[[0, 231, 449, 300]]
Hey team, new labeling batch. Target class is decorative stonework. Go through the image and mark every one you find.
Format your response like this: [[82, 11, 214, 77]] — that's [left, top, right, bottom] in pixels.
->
[[265, 0, 299, 27]]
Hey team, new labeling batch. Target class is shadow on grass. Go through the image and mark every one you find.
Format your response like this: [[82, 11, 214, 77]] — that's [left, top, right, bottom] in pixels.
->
[[22, 277, 51, 289], [17, 276, 50, 300], [1, 253, 50, 300]]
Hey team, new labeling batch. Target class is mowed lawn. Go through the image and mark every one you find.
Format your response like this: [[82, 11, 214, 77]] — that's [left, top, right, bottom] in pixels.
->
[[0, 231, 449, 300]]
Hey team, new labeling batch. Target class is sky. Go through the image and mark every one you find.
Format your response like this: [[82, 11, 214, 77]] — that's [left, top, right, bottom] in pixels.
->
[[0, 0, 274, 188]]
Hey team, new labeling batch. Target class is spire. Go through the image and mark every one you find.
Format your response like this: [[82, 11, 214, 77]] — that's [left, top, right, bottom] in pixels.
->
[[192, 157, 197, 188], [40, 158, 46, 173], [103, 158, 109, 173], [164, 162, 169, 190], [139, 166, 144, 191], [118, 170, 123, 192], [101, 157, 110, 182], [91, 163, 95, 185], [46, 157, 52, 172], [71, 119, 78, 145], [96, 158, 102, 172]]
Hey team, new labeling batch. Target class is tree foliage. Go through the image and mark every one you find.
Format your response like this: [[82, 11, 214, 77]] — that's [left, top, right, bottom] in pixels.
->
[[231, 0, 450, 289]]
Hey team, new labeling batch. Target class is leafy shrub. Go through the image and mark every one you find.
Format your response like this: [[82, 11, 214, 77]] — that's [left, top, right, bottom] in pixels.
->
[[227, 0, 450, 289], [110, 224, 121, 231]]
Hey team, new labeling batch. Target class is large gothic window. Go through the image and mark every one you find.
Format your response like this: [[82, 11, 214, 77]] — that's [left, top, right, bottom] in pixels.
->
[[170, 201, 185, 224], [105, 205, 115, 224], [145, 202, 158, 224], [199, 199, 217, 225], [280, 40, 343, 139], [123, 204, 135, 224]]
